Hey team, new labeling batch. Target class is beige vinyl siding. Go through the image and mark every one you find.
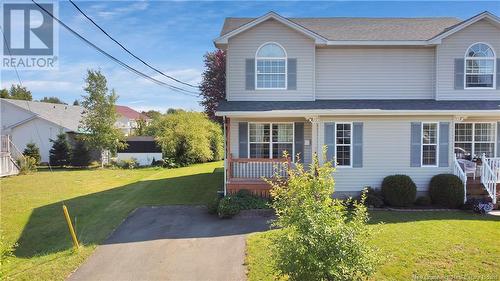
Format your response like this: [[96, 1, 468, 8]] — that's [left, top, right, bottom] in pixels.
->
[[437, 19, 500, 100], [229, 118, 312, 165], [318, 116, 454, 192], [226, 19, 315, 101], [315, 47, 436, 99]]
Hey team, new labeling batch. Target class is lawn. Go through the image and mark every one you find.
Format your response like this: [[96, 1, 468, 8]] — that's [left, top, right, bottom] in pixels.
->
[[0, 162, 223, 281], [246, 211, 500, 281]]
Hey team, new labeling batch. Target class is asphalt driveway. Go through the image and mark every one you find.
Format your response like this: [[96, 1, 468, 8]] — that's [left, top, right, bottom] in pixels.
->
[[68, 206, 271, 281]]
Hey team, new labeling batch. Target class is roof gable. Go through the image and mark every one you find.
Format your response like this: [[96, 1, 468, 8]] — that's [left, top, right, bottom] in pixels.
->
[[115, 105, 149, 120], [429, 11, 500, 43]]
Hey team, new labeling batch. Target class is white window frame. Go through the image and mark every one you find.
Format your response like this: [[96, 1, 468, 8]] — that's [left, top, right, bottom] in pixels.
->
[[248, 122, 294, 160], [334, 122, 353, 168], [255, 42, 287, 90], [464, 42, 496, 90], [454, 122, 497, 158], [421, 122, 439, 167]]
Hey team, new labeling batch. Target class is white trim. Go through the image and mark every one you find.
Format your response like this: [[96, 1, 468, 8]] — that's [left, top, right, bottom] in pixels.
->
[[334, 122, 353, 168], [216, 109, 500, 117], [255, 42, 287, 90], [463, 42, 497, 90], [421, 122, 439, 167], [454, 122, 497, 158], [247, 122, 295, 161], [428, 12, 500, 44], [214, 12, 328, 45]]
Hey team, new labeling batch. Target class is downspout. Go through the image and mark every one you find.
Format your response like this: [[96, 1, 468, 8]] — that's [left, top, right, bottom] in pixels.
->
[[223, 116, 227, 196]]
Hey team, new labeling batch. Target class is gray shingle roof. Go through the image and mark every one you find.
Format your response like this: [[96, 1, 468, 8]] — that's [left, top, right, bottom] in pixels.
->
[[217, 100, 500, 112], [1, 98, 84, 132], [221, 17, 461, 41]]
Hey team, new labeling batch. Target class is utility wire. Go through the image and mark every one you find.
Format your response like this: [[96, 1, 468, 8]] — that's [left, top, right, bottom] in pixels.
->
[[1, 26, 53, 172], [31, 0, 199, 97], [68, 0, 198, 89]]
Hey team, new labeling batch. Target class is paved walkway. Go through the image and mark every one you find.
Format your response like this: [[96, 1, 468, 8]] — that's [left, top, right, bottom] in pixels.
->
[[68, 206, 271, 281]]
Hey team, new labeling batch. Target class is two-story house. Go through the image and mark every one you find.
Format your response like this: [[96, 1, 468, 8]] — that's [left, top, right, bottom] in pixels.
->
[[115, 105, 151, 136], [214, 11, 500, 203]]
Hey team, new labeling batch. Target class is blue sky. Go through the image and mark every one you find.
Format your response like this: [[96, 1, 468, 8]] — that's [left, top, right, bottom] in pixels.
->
[[1, 1, 499, 112]]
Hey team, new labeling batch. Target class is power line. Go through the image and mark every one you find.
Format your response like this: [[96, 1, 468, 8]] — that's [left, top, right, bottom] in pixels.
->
[[31, 0, 199, 97], [68, 0, 198, 89]]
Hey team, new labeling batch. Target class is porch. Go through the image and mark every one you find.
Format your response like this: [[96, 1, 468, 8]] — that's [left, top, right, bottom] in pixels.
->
[[453, 155, 500, 204]]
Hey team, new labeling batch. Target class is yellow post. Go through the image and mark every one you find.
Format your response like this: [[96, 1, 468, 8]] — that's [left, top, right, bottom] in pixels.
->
[[63, 204, 79, 250]]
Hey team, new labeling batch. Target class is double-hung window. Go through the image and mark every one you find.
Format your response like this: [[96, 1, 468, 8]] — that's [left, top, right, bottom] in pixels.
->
[[249, 123, 293, 159], [422, 123, 438, 166], [455, 123, 496, 158], [255, 43, 287, 89], [465, 43, 496, 89], [336, 123, 352, 167]]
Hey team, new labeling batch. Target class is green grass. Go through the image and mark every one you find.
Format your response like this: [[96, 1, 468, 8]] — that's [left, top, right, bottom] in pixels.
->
[[246, 211, 500, 281], [1, 162, 223, 281]]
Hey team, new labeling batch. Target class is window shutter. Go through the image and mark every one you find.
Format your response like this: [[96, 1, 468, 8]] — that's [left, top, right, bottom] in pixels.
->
[[454, 58, 464, 90], [245, 59, 255, 90], [287, 58, 297, 90], [497, 122, 500, 157], [410, 122, 422, 167], [324, 122, 335, 162], [353, 122, 363, 168], [497, 59, 500, 90], [439, 122, 449, 167], [239, 122, 248, 158], [294, 122, 304, 162]]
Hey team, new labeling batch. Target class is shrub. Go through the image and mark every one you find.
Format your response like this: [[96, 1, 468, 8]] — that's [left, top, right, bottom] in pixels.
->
[[415, 195, 432, 206], [363, 186, 384, 208], [207, 196, 221, 215], [70, 140, 91, 167], [429, 174, 465, 208], [381, 175, 417, 207], [118, 158, 139, 169], [23, 142, 41, 165], [49, 133, 71, 167], [234, 190, 269, 210], [217, 196, 240, 218], [162, 157, 179, 168], [18, 156, 37, 174], [267, 150, 379, 280]]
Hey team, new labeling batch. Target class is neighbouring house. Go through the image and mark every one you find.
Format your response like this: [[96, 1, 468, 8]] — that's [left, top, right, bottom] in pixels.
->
[[214, 11, 500, 204], [115, 105, 151, 136], [0, 99, 84, 166], [116, 136, 162, 166]]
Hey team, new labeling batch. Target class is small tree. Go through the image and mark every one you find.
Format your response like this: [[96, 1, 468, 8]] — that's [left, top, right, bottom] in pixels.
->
[[267, 150, 379, 280], [1, 85, 32, 100], [49, 133, 71, 167], [23, 142, 41, 165], [71, 140, 91, 167], [79, 70, 126, 165], [73, 99, 80, 106], [40, 96, 66, 104], [199, 50, 225, 123]]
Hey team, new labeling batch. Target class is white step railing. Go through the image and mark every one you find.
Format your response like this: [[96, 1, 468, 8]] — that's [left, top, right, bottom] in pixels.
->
[[453, 156, 468, 203], [481, 154, 498, 204], [0, 135, 24, 177]]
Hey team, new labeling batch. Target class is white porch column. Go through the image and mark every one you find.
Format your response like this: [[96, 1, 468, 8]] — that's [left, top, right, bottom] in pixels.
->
[[308, 116, 320, 162]]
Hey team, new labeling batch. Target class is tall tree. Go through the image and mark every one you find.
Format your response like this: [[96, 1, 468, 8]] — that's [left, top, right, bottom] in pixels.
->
[[199, 49, 225, 123], [79, 70, 126, 164], [49, 133, 71, 167], [40, 96, 66, 104], [1, 85, 32, 100], [71, 139, 91, 167], [141, 110, 160, 119], [73, 99, 80, 106]]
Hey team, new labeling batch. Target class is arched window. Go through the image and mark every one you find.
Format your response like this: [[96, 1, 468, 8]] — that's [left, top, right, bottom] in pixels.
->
[[465, 43, 496, 89], [255, 42, 287, 89]]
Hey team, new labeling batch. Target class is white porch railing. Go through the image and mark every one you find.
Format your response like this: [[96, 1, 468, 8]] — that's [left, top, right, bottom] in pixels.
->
[[481, 154, 498, 204], [0, 135, 24, 177], [228, 156, 291, 180], [453, 156, 468, 203]]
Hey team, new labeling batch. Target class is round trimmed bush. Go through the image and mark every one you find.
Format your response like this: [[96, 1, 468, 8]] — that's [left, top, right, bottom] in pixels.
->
[[381, 175, 417, 207], [429, 174, 464, 208]]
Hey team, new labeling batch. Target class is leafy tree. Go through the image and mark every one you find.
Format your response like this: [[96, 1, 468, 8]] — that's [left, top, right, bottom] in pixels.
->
[[133, 118, 149, 136], [40, 96, 66, 104], [199, 49, 225, 123], [70, 140, 91, 167], [267, 150, 379, 280], [1, 85, 32, 100], [166, 108, 185, 114], [49, 133, 71, 167], [73, 99, 80, 106], [151, 111, 223, 165], [23, 142, 41, 165], [79, 70, 126, 164], [141, 110, 160, 119]]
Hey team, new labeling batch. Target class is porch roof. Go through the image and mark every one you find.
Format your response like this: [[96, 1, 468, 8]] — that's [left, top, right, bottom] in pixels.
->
[[216, 100, 500, 116]]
